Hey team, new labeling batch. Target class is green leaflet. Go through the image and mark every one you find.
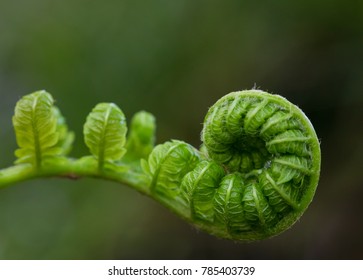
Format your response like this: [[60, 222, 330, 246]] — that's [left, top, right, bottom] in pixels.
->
[[180, 160, 225, 222], [260, 170, 300, 213], [141, 140, 201, 203], [12, 90, 73, 168], [214, 173, 252, 235], [242, 181, 278, 228], [83, 103, 127, 169], [125, 111, 156, 161]]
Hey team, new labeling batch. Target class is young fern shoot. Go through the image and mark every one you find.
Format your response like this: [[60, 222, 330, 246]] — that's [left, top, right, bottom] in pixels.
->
[[84, 103, 127, 171], [0, 89, 321, 241], [12, 91, 74, 168]]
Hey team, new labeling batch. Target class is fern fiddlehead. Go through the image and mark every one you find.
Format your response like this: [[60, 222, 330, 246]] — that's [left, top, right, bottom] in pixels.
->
[[0, 89, 320, 241], [142, 90, 321, 240]]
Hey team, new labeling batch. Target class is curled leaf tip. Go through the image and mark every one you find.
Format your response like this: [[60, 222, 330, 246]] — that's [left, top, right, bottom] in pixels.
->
[[83, 102, 127, 169], [125, 111, 156, 161], [12, 90, 74, 169]]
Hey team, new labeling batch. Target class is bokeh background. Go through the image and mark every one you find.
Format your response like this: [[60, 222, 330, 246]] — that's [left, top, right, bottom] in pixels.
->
[[0, 0, 362, 259]]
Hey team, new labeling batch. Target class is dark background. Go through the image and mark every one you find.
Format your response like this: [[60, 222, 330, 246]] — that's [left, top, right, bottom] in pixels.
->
[[0, 0, 362, 259]]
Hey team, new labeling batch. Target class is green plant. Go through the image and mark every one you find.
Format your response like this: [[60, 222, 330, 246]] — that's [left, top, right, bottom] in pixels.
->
[[0, 89, 320, 241]]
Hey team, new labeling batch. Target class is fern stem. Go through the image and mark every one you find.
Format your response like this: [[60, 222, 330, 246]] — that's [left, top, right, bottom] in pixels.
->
[[0, 159, 150, 195]]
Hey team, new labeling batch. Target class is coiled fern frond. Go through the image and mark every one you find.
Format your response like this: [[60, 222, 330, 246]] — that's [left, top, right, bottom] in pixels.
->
[[0, 89, 321, 241], [142, 90, 320, 240]]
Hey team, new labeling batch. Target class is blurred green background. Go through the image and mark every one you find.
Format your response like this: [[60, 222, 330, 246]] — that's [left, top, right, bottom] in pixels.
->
[[0, 0, 363, 259]]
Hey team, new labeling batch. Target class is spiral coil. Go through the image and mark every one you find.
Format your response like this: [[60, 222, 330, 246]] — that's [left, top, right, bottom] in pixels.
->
[[142, 90, 321, 240]]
